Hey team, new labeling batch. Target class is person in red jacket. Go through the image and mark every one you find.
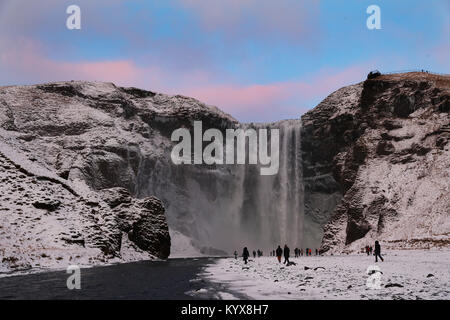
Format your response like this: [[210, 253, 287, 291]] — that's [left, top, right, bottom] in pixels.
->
[[276, 245, 282, 263]]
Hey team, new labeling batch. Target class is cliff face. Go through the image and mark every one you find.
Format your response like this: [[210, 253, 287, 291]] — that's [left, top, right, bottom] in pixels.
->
[[0, 80, 306, 266], [1, 81, 234, 271], [301, 73, 450, 253], [1, 72, 449, 272], [0, 139, 170, 273]]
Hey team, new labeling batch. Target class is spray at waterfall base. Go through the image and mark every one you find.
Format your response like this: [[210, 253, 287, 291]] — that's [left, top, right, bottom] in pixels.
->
[[167, 120, 310, 254]]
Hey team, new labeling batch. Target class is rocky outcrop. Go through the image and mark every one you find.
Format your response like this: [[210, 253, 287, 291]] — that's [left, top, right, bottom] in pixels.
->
[[99, 188, 170, 259], [0, 80, 240, 272], [301, 72, 450, 253], [0, 139, 170, 273]]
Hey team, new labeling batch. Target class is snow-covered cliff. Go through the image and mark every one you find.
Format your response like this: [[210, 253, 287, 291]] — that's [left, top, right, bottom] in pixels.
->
[[301, 72, 450, 253], [0, 72, 448, 274], [0, 81, 305, 272]]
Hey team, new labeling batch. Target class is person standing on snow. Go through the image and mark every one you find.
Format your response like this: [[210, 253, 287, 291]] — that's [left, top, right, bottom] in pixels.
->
[[234, 250, 238, 259], [242, 247, 250, 264], [283, 244, 290, 264], [374, 241, 384, 262], [253, 250, 256, 258], [276, 245, 283, 263]]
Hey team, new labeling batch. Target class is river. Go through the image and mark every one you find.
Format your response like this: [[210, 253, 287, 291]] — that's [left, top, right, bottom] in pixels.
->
[[0, 258, 244, 300]]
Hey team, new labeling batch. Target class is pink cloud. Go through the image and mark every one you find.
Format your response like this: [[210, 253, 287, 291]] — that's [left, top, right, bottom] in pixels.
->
[[0, 38, 140, 85], [179, 65, 367, 121], [0, 37, 369, 122]]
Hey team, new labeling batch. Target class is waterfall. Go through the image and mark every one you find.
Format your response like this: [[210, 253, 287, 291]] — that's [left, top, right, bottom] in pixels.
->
[[233, 120, 304, 251], [135, 119, 305, 254]]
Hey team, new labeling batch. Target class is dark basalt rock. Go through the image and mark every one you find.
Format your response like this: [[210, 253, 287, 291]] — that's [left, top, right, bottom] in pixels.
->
[[376, 140, 395, 156], [409, 143, 431, 156], [100, 187, 133, 208], [393, 94, 416, 117], [128, 197, 171, 259], [121, 86, 156, 98], [382, 119, 403, 130], [385, 283, 404, 288], [32, 200, 61, 211]]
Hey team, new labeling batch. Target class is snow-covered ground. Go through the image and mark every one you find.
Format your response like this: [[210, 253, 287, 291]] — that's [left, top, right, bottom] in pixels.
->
[[199, 250, 450, 300]]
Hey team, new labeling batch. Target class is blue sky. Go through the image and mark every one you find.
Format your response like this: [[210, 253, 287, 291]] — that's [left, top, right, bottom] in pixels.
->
[[0, 0, 448, 122]]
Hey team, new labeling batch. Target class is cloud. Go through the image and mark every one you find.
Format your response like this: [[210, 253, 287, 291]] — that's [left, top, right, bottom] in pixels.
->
[[0, 1, 369, 122], [180, 65, 367, 121], [0, 37, 369, 122], [177, 0, 321, 46], [0, 38, 141, 85]]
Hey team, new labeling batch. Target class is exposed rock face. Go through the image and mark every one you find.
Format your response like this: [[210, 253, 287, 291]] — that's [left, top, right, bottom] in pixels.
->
[[301, 72, 450, 253], [0, 81, 181, 272], [98, 188, 170, 259], [0, 81, 238, 272], [0, 139, 170, 272], [1, 81, 307, 255], [1, 72, 449, 271]]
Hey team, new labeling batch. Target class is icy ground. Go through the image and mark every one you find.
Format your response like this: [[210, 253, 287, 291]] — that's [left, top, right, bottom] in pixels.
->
[[198, 250, 450, 300]]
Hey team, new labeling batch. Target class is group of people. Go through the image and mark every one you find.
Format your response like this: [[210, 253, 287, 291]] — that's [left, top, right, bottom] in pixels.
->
[[363, 241, 384, 262], [270, 247, 319, 258], [253, 249, 263, 258], [274, 245, 290, 264], [234, 248, 265, 264], [236, 244, 322, 265], [293, 248, 319, 257], [236, 240, 385, 265]]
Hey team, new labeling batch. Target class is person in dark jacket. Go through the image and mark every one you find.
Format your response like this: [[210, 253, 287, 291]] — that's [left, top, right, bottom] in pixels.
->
[[374, 241, 384, 262], [242, 247, 250, 264], [283, 244, 290, 264], [276, 245, 283, 263], [253, 250, 256, 258]]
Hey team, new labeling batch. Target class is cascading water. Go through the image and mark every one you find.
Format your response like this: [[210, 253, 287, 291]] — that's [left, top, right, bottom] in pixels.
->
[[134, 119, 306, 254], [232, 120, 304, 251]]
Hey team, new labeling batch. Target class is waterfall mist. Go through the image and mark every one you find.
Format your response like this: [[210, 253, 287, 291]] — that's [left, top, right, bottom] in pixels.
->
[[135, 119, 307, 254]]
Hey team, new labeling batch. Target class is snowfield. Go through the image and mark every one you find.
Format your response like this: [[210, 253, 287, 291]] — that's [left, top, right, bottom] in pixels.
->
[[199, 250, 450, 300]]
